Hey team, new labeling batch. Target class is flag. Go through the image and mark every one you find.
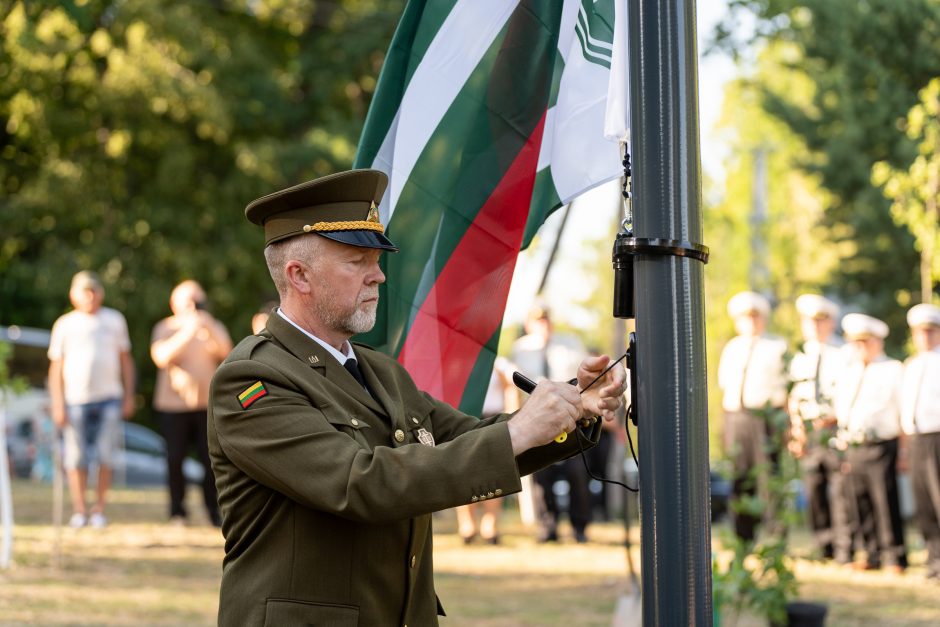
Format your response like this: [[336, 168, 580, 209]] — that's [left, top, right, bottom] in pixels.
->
[[354, 0, 627, 414]]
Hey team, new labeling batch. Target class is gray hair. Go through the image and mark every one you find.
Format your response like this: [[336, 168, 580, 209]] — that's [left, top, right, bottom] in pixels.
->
[[263, 235, 323, 298]]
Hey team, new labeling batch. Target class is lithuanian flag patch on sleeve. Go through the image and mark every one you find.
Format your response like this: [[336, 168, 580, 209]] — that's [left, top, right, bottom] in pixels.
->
[[238, 381, 267, 409]]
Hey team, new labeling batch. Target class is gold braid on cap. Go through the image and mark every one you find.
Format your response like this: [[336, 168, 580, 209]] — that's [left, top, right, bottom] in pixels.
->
[[303, 221, 385, 234]]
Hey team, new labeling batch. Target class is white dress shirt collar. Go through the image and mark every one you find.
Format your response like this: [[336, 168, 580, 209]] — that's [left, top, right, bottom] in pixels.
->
[[276, 309, 355, 365]]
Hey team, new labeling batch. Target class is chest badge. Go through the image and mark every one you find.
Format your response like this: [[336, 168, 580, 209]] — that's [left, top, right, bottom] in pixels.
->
[[417, 428, 435, 447]]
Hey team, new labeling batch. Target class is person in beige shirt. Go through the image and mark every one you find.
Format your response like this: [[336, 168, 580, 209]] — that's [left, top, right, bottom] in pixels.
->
[[151, 280, 232, 526]]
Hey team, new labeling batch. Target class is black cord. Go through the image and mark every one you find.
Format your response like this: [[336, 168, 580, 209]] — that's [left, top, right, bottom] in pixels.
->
[[572, 351, 639, 493]]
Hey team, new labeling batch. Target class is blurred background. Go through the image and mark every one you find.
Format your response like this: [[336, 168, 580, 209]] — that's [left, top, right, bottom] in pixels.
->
[[1, 0, 938, 456]]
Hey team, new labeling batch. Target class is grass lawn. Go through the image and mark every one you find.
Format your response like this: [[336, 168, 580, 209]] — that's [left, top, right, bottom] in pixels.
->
[[0, 479, 938, 626]]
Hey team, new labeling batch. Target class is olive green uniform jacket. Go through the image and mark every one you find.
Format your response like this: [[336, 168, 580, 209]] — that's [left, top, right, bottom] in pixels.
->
[[208, 312, 599, 626]]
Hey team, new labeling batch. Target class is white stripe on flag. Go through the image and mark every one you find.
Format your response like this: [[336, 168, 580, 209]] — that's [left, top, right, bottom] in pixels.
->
[[371, 0, 520, 221], [604, 1, 630, 142]]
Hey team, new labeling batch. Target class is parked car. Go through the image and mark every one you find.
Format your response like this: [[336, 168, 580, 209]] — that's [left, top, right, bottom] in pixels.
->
[[2, 324, 203, 487]]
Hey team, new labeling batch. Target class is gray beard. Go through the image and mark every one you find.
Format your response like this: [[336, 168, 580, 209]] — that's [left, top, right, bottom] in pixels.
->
[[316, 293, 377, 336]]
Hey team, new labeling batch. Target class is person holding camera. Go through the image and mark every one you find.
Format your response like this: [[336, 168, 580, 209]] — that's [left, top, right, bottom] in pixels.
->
[[151, 280, 232, 526]]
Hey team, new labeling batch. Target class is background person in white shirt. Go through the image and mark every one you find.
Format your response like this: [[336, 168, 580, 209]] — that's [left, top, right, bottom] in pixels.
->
[[48, 271, 135, 529], [788, 294, 851, 562], [718, 291, 788, 541], [835, 313, 907, 572], [901, 303, 940, 580]]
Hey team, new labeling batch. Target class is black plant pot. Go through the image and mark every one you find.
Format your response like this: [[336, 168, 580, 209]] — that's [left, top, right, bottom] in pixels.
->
[[770, 601, 828, 627]]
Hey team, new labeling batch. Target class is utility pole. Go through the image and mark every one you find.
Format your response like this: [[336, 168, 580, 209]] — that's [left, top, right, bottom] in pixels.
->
[[750, 147, 770, 291], [628, 0, 712, 623]]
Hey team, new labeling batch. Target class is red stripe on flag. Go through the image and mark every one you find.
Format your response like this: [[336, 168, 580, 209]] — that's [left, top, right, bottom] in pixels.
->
[[397, 112, 548, 405]]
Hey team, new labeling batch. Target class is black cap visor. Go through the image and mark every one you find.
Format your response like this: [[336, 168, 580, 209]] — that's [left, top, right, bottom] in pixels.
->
[[318, 230, 399, 252]]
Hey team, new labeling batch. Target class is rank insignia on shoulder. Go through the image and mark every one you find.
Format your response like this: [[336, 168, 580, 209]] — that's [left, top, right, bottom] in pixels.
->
[[417, 428, 435, 447], [238, 381, 267, 409]]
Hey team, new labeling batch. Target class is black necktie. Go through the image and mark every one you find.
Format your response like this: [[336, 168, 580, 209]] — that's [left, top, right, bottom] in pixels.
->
[[344, 358, 368, 390]]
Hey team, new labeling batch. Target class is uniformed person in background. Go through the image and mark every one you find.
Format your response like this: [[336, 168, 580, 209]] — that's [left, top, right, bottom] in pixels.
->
[[207, 169, 627, 626], [901, 303, 940, 580], [834, 313, 907, 573], [788, 294, 851, 562], [718, 291, 789, 541]]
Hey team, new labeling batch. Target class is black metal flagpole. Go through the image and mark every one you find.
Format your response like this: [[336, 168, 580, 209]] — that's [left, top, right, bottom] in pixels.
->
[[625, 0, 712, 623]]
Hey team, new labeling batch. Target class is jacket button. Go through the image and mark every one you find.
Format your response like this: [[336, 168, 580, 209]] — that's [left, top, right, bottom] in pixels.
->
[[394, 429, 405, 442], [410, 554, 416, 568], [495, 489, 502, 496], [471, 496, 479, 503], [351, 419, 359, 427], [411, 416, 419, 424], [487, 491, 495, 498]]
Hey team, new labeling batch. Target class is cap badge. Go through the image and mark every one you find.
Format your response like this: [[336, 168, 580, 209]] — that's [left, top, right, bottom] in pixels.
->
[[367, 202, 380, 224]]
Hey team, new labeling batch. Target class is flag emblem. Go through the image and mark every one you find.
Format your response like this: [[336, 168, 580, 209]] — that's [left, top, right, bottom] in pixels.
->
[[238, 381, 267, 409]]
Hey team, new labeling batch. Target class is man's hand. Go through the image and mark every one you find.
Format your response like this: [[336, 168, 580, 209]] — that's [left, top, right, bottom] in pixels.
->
[[577, 355, 626, 422], [507, 381, 582, 455]]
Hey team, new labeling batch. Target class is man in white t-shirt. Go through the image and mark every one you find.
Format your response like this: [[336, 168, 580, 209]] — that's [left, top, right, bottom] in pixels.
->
[[48, 271, 135, 529]]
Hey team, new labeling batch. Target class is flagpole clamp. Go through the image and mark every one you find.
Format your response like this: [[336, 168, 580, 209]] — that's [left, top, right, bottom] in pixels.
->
[[613, 236, 710, 265]]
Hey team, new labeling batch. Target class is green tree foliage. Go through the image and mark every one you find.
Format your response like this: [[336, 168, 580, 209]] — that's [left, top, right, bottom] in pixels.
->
[[872, 78, 940, 305], [713, 0, 940, 341], [0, 0, 403, 419]]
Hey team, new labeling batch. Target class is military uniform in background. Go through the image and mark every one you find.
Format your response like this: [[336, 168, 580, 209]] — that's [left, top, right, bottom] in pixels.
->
[[718, 291, 788, 541], [901, 304, 940, 579], [835, 313, 907, 571], [788, 294, 851, 562]]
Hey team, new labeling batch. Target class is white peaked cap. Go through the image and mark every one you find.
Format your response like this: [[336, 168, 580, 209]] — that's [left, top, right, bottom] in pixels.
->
[[842, 313, 889, 340], [796, 294, 839, 320], [727, 291, 771, 318], [907, 303, 940, 329]]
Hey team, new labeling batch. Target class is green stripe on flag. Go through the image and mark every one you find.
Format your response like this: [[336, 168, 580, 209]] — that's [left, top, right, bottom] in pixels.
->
[[355, 0, 459, 170], [458, 326, 502, 416], [523, 167, 564, 248]]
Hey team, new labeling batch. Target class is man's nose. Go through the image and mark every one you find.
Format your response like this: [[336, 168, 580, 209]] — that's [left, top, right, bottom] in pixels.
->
[[368, 261, 385, 285]]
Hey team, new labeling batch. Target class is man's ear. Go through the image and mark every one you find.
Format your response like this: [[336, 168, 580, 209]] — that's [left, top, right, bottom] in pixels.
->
[[284, 260, 313, 295]]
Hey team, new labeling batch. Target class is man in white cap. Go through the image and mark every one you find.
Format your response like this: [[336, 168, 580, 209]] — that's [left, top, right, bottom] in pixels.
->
[[788, 294, 851, 562], [901, 303, 940, 579], [834, 313, 907, 572], [718, 291, 788, 541]]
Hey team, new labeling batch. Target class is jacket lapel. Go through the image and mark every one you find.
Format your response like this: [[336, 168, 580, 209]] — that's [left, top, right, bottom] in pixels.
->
[[264, 313, 388, 417], [355, 348, 404, 427]]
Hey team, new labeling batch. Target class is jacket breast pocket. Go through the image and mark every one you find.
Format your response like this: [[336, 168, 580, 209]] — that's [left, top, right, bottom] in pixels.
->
[[319, 404, 374, 449], [264, 598, 359, 627], [404, 406, 436, 446]]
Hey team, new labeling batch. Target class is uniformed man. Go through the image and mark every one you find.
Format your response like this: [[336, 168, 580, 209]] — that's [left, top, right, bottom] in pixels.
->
[[718, 291, 788, 541], [834, 313, 907, 572], [207, 169, 627, 626], [900, 303, 940, 580], [788, 294, 851, 562]]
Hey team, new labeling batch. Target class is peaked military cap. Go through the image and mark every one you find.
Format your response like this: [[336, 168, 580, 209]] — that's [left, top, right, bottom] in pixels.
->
[[796, 294, 839, 320], [842, 313, 889, 341], [907, 303, 940, 329], [727, 291, 771, 319], [245, 169, 399, 251]]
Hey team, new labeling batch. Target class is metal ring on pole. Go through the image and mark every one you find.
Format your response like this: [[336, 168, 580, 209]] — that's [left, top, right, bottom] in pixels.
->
[[614, 236, 710, 264]]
